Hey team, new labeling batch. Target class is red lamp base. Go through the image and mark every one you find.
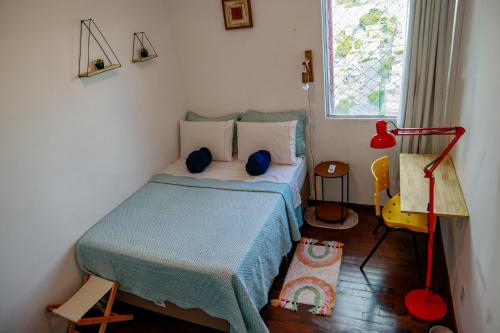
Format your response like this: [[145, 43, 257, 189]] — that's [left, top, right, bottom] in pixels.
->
[[405, 289, 447, 322]]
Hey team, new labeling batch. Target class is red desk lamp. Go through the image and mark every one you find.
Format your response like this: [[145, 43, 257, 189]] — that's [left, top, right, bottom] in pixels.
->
[[370, 120, 465, 322]]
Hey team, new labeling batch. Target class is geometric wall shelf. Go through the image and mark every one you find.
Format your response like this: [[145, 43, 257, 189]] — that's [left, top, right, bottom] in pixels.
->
[[78, 18, 121, 77], [132, 32, 158, 63]]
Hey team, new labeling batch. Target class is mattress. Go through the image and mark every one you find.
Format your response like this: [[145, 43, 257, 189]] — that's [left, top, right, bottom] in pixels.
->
[[76, 175, 301, 333], [160, 157, 307, 208]]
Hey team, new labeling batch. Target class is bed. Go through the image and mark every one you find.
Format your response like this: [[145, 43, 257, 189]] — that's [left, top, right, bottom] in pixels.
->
[[76, 158, 309, 333]]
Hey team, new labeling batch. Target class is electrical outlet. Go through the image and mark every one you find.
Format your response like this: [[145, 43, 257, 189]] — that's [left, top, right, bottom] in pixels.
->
[[460, 285, 466, 304]]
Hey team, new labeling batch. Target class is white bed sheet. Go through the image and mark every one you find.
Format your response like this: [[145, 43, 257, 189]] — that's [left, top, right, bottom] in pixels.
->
[[160, 158, 307, 208]]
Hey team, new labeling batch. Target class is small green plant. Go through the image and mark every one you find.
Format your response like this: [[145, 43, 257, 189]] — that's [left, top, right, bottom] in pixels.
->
[[140, 48, 149, 58], [95, 58, 105, 70]]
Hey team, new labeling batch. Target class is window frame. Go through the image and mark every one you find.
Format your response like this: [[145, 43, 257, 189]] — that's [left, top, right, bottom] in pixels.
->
[[321, 0, 408, 120]]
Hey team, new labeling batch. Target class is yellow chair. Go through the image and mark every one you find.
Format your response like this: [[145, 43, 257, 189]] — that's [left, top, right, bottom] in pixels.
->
[[360, 156, 428, 270]]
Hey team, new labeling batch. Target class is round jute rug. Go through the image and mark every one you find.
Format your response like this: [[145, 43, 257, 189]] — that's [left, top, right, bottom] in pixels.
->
[[304, 206, 359, 230]]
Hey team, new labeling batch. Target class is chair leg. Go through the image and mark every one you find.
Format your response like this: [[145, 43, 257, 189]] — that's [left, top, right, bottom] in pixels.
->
[[98, 283, 119, 333], [412, 233, 424, 285], [361, 228, 391, 269], [372, 216, 383, 235]]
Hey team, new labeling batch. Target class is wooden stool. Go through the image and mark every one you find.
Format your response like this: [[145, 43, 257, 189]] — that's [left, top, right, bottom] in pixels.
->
[[46, 275, 133, 333]]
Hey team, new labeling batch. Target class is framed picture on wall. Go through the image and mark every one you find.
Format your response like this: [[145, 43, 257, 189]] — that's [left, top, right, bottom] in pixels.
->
[[221, 0, 253, 30]]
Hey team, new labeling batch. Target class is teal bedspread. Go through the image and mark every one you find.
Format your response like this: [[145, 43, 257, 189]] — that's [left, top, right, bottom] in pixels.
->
[[76, 174, 301, 333]]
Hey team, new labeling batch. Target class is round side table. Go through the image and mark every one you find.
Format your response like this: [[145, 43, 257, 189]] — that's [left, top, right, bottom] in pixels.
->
[[314, 161, 350, 223]]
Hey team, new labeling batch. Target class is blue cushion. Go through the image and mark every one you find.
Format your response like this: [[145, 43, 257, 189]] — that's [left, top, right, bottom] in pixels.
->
[[246, 150, 271, 176], [186, 147, 212, 173], [185, 111, 242, 153], [240, 110, 307, 157]]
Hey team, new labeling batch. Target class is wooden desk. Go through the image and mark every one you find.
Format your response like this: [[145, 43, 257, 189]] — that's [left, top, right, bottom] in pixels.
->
[[399, 153, 469, 217]]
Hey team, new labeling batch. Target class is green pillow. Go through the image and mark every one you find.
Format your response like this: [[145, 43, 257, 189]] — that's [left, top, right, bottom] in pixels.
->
[[240, 110, 307, 157], [185, 111, 242, 153]]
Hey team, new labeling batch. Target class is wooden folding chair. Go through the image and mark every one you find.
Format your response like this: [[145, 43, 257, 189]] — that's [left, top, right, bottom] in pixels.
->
[[46, 275, 133, 333]]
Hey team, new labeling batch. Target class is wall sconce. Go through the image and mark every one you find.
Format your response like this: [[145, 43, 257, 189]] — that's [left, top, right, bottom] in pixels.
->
[[302, 50, 313, 91]]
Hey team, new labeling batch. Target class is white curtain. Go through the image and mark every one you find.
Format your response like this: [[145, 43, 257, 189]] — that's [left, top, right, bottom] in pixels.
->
[[399, 0, 463, 154]]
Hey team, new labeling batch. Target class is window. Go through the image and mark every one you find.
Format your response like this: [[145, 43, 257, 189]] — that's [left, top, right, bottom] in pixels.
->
[[323, 0, 410, 117]]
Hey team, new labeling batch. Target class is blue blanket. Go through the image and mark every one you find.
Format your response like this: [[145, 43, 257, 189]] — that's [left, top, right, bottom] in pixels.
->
[[76, 175, 301, 333]]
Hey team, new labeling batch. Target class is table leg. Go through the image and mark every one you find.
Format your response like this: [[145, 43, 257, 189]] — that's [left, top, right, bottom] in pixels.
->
[[347, 172, 349, 206], [321, 176, 325, 201], [341, 176, 344, 224], [314, 174, 318, 219]]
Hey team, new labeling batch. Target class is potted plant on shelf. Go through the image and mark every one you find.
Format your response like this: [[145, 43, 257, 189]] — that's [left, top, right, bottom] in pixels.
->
[[95, 58, 105, 70], [140, 48, 149, 58]]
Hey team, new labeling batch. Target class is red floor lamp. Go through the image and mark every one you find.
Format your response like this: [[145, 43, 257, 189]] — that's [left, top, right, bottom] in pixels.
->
[[370, 120, 465, 322]]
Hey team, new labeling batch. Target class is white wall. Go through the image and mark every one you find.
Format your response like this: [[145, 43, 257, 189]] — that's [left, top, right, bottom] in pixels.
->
[[441, 0, 500, 332], [0, 1, 184, 332], [167, 0, 392, 205]]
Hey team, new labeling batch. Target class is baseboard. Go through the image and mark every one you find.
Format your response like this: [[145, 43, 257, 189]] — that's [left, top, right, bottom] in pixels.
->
[[306, 199, 374, 210]]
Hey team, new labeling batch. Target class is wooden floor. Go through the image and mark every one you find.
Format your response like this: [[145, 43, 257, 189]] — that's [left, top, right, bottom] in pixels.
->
[[91, 204, 456, 333]]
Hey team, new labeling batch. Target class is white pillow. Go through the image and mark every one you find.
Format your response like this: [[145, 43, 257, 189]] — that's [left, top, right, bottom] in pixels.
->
[[237, 121, 297, 165], [180, 120, 234, 162]]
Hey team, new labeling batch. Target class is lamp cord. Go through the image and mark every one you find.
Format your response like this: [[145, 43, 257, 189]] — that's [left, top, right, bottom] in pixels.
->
[[307, 88, 316, 200]]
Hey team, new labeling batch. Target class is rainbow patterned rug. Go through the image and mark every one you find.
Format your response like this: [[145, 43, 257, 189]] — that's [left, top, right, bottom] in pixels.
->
[[271, 238, 343, 316]]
